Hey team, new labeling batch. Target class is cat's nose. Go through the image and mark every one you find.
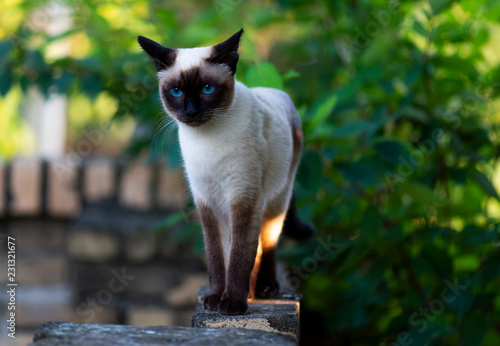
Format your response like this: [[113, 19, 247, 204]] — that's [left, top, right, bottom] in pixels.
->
[[185, 99, 199, 117]]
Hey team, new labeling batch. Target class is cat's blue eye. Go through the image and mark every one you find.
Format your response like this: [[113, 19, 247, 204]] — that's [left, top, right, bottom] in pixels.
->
[[170, 88, 183, 97], [202, 84, 215, 95]]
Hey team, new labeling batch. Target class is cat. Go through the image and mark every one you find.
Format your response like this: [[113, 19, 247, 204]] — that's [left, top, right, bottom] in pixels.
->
[[138, 29, 314, 315]]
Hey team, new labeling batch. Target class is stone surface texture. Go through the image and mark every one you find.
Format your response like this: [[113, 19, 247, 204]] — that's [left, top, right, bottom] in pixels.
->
[[31, 322, 296, 345], [47, 160, 81, 217], [192, 285, 301, 341], [84, 159, 115, 202], [126, 306, 175, 326], [67, 228, 120, 262], [10, 158, 41, 215], [119, 163, 152, 210], [157, 168, 187, 209]]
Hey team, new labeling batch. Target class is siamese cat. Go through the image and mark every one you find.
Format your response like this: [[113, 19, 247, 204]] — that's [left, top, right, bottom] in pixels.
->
[[138, 29, 314, 316]]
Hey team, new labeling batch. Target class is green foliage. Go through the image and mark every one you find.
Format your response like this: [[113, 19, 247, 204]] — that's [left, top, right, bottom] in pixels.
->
[[1, 0, 500, 344], [244, 62, 284, 90]]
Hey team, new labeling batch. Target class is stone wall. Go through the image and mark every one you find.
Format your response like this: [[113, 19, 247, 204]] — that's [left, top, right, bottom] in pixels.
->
[[0, 157, 187, 217], [0, 157, 208, 345]]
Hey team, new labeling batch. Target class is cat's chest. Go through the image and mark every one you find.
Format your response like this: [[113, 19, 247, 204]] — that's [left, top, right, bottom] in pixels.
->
[[179, 130, 248, 201], [180, 132, 234, 173]]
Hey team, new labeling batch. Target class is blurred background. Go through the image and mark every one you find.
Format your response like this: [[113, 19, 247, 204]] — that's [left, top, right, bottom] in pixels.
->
[[1, 0, 500, 345]]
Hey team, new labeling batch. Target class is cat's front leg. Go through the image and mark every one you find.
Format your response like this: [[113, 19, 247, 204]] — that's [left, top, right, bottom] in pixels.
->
[[219, 199, 262, 315], [198, 203, 226, 311]]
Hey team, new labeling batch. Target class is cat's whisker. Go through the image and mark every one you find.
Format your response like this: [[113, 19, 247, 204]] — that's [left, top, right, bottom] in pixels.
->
[[151, 123, 167, 152], [151, 126, 169, 157], [150, 114, 171, 154], [152, 116, 169, 141], [152, 120, 179, 162], [159, 119, 178, 161]]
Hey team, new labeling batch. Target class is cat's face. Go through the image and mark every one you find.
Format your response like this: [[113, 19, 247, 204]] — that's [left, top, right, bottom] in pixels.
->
[[138, 29, 243, 127]]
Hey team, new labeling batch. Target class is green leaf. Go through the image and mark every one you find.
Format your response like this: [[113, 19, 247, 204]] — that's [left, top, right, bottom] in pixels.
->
[[429, 0, 453, 15], [421, 244, 453, 279], [470, 170, 499, 200], [283, 69, 300, 82], [0, 40, 12, 58], [24, 50, 46, 70], [450, 168, 467, 185], [194, 236, 205, 255], [412, 19, 428, 38], [36, 71, 54, 97], [339, 159, 379, 187], [308, 93, 337, 129], [243, 62, 283, 89], [447, 278, 475, 315], [297, 150, 323, 191], [454, 255, 480, 272], [0, 40, 12, 74], [330, 120, 367, 139], [0, 68, 12, 96], [395, 106, 430, 124], [408, 322, 449, 346], [480, 251, 500, 287], [398, 181, 444, 205], [374, 139, 410, 165], [360, 206, 382, 242], [170, 223, 201, 246], [460, 224, 499, 247], [461, 313, 488, 346], [53, 72, 74, 94], [81, 74, 104, 99], [386, 225, 404, 244], [152, 211, 187, 234]]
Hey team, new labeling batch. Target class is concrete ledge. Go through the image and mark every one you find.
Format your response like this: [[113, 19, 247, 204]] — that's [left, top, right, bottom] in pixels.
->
[[31, 321, 296, 345], [192, 286, 301, 341]]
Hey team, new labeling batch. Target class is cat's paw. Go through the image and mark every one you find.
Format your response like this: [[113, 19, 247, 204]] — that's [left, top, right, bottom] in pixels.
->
[[218, 297, 248, 315], [203, 294, 221, 311], [256, 280, 280, 298]]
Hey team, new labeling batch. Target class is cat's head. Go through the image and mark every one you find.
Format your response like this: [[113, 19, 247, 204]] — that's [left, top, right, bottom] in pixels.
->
[[138, 29, 243, 127]]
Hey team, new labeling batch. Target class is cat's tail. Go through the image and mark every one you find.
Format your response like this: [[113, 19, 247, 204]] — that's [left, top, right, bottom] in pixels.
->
[[282, 193, 316, 240]]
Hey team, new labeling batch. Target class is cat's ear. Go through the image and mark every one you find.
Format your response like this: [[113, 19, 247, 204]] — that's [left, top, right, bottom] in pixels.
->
[[208, 29, 244, 75], [137, 36, 176, 72]]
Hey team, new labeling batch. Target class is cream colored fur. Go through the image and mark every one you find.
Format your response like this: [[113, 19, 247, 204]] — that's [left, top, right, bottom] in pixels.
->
[[173, 81, 298, 268]]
